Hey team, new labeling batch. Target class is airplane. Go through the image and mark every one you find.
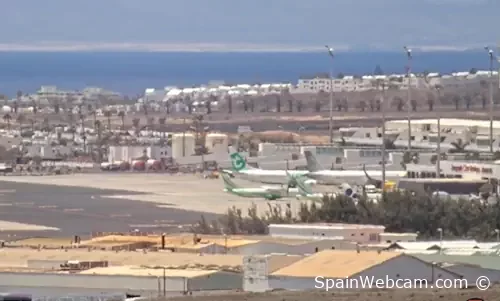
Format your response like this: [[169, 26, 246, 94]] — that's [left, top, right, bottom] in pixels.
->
[[286, 171, 347, 201], [223, 151, 317, 186], [303, 150, 407, 186], [221, 171, 299, 200]]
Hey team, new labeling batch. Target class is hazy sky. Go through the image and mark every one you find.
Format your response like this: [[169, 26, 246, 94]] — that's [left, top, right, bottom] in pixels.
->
[[0, 0, 497, 49]]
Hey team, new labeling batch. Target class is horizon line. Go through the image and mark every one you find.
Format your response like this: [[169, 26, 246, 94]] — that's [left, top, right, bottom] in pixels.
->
[[0, 42, 491, 53]]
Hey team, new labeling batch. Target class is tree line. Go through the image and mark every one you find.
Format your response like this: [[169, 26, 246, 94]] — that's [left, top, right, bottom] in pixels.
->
[[193, 191, 500, 241]]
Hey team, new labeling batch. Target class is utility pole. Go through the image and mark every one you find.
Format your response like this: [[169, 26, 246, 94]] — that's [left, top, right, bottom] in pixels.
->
[[163, 267, 167, 297], [325, 45, 335, 143], [182, 117, 186, 157], [380, 79, 387, 196], [437, 116, 441, 178], [485, 47, 495, 153], [404, 46, 413, 151]]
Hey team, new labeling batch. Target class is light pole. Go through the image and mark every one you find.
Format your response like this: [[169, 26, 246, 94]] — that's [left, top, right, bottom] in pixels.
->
[[404, 46, 413, 151], [435, 85, 442, 178], [437, 116, 441, 178], [485, 46, 495, 153], [495, 229, 499, 242], [325, 45, 335, 143], [379, 79, 387, 196], [437, 227, 443, 254]]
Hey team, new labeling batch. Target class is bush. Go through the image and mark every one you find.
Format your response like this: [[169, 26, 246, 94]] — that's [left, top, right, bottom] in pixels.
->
[[193, 191, 500, 240]]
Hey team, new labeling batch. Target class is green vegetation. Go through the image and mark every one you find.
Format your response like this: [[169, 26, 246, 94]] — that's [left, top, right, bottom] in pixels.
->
[[194, 191, 500, 240]]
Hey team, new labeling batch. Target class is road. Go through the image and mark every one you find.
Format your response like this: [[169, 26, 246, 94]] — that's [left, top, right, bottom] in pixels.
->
[[0, 180, 220, 240]]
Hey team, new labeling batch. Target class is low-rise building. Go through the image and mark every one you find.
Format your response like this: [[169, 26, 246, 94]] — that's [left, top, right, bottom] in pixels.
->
[[244, 250, 461, 292]]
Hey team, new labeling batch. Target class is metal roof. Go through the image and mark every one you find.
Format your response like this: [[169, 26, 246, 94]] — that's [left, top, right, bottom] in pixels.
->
[[413, 254, 500, 271], [79, 266, 220, 278], [271, 250, 401, 278]]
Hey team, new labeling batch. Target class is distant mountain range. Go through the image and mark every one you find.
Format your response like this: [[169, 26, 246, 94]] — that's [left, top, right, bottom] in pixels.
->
[[0, 0, 497, 50]]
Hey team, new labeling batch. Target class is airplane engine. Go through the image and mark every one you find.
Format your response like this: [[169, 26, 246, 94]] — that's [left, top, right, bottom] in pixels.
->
[[340, 183, 359, 199]]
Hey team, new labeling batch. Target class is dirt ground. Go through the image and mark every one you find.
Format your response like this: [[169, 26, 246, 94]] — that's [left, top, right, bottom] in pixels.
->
[[165, 287, 500, 301]]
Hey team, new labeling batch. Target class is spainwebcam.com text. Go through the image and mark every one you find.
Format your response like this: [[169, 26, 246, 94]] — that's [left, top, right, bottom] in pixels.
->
[[315, 275, 491, 291]]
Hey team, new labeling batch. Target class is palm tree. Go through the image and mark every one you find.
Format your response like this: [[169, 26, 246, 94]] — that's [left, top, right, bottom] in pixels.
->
[[42, 117, 50, 132], [94, 120, 103, 163], [132, 118, 140, 136], [118, 111, 125, 130], [16, 114, 25, 131], [205, 100, 212, 114], [275, 94, 281, 113], [451, 138, 470, 153], [185, 96, 193, 114], [427, 97, 434, 111], [27, 118, 35, 132], [147, 117, 155, 130], [393, 97, 404, 111], [243, 98, 249, 113], [453, 95, 461, 110], [3, 114, 11, 131], [410, 99, 417, 111], [158, 116, 167, 138], [358, 100, 367, 112], [296, 99, 303, 112], [226, 95, 233, 114], [30, 98, 38, 115], [104, 110, 112, 130], [250, 98, 255, 112], [369, 99, 375, 112]]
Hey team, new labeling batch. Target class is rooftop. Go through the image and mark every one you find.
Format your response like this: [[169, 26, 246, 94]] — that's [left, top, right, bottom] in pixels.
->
[[271, 250, 400, 278], [79, 266, 221, 278], [269, 223, 386, 230], [386, 118, 500, 129], [0, 249, 301, 273]]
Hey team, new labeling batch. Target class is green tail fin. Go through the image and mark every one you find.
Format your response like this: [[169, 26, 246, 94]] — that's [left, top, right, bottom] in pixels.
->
[[230, 152, 247, 172]]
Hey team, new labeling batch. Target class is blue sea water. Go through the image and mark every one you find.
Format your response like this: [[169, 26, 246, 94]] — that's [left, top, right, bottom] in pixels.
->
[[0, 50, 494, 97]]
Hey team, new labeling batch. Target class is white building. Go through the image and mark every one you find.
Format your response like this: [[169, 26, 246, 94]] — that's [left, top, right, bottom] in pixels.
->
[[268, 223, 385, 244], [108, 145, 170, 163], [244, 250, 461, 292]]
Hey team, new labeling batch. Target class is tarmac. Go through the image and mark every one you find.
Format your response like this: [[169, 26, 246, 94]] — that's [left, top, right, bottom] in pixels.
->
[[0, 173, 310, 238]]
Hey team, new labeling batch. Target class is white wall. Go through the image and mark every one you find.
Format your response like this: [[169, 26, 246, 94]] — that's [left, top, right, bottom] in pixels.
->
[[0, 273, 184, 292]]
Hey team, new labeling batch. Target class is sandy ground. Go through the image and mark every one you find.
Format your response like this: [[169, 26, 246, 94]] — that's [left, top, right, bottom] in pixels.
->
[[0, 173, 312, 216], [165, 287, 500, 301]]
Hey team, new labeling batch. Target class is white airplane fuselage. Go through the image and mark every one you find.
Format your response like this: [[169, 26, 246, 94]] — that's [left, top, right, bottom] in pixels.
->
[[235, 169, 309, 185], [306, 170, 406, 185]]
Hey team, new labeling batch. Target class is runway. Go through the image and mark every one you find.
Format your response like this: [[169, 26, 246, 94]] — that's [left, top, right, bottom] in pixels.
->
[[0, 173, 309, 239]]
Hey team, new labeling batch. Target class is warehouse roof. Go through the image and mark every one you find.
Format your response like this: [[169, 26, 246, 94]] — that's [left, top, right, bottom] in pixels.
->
[[0, 249, 244, 270], [7, 237, 74, 248], [271, 250, 401, 278], [79, 266, 219, 278], [386, 118, 500, 129], [413, 254, 500, 271], [0, 249, 301, 273]]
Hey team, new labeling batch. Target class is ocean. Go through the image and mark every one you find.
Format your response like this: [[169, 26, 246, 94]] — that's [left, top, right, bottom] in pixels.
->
[[0, 50, 493, 97]]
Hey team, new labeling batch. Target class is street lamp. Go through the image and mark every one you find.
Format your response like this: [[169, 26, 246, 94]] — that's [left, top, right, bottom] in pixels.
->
[[325, 45, 335, 144], [495, 229, 499, 242], [378, 79, 387, 196], [485, 46, 495, 153], [437, 227, 443, 254], [404, 46, 413, 151]]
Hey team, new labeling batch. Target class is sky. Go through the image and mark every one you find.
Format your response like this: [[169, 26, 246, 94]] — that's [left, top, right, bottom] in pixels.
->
[[0, 0, 497, 50]]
